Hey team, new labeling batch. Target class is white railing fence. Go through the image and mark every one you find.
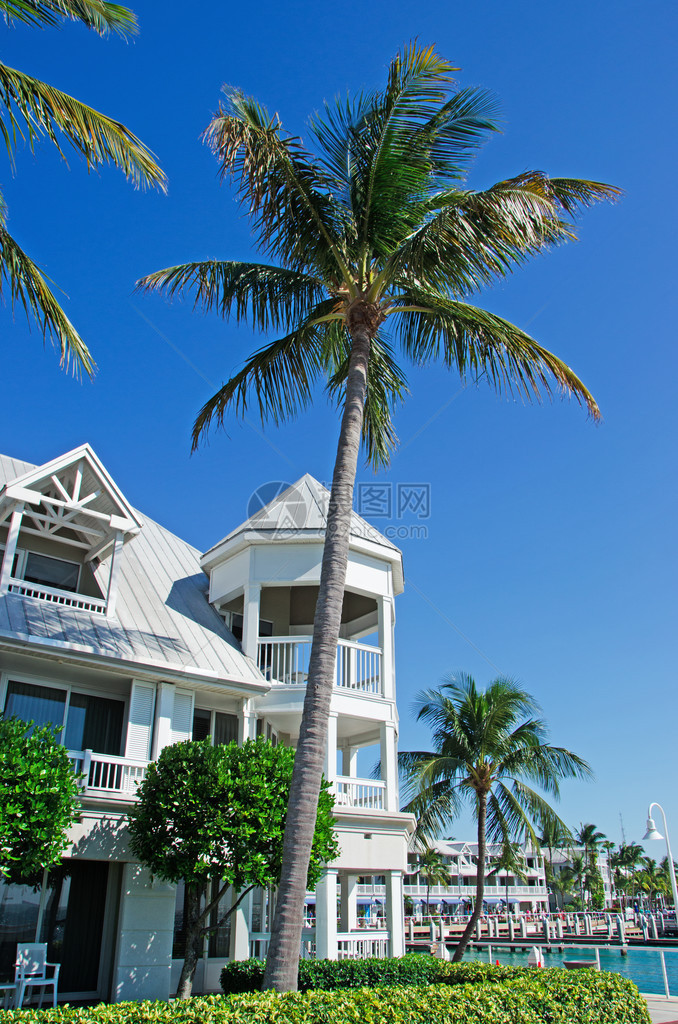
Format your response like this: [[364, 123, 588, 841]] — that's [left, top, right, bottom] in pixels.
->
[[257, 637, 382, 695], [9, 578, 107, 614], [335, 776, 386, 811], [337, 931, 390, 959], [68, 749, 147, 797]]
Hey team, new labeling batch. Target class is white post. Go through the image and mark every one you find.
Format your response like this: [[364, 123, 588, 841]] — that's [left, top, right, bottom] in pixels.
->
[[315, 869, 338, 960], [341, 744, 359, 778], [241, 583, 261, 660], [150, 682, 175, 758], [0, 503, 23, 594], [386, 870, 405, 957], [239, 698, 256, 743], [380, 721, 398, 812], [339, 874, 358, 933], [324, 712, 338, 787], [377, 594, 396, 701], [231, 887, 252, 961], [105, 529, 124, 618], [660, 950, 671, 998]]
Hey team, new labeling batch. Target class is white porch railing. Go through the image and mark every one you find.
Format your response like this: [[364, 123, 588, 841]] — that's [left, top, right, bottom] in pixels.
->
[[357, 884, 386, 895], [8, 578, 107, 614], [337, 931, 390, 959], [335, 776, 386, 811], [257, 637, 382, 695], [404, 884, 548, 897], [69, 749, 147, 798]]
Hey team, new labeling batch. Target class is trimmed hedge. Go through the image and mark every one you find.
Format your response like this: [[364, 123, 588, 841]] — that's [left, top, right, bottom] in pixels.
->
[[220, 953, 444, 993], [0, 964, 650, 1024]]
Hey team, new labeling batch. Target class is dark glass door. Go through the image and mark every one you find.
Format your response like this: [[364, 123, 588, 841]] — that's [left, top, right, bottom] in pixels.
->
[[44, 861, 109, 994]]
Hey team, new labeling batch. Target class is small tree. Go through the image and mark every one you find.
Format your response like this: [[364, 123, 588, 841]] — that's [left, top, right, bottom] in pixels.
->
[[0, 717, 80, 885], [128, 738, 338, 999], [418, 847, 451, 920]]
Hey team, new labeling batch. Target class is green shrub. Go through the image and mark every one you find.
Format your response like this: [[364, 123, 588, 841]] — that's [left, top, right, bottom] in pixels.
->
[[220, 954, 444, 994], [0, 970, 650, 1024]]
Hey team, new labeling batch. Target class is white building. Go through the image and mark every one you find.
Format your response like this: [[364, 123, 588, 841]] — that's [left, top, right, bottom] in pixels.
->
[[0, 446, 414, 1003], [404, 840, 549, 914], [545, 847, 614, 909]]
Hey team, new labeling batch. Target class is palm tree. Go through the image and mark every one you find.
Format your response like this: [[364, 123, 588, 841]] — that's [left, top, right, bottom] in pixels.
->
[[417, 846, 452, 919], [636, 857, 668, 912], [399, 673, 592, 961], [487, 840, 528, 910], [576, 823, 606, 871], [138, 45, 617, 990], [1, 0, 166, 375]]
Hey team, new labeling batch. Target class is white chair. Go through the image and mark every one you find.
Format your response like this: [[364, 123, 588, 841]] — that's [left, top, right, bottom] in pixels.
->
[[15, 944, 60, 1009]]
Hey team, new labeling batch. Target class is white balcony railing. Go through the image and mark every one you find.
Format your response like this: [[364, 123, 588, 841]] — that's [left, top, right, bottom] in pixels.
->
[[257, 636, 382, 695], [403, 883, 548, 898], [69, 749, 147, 799], [337, 931, 390, 959], [8, 578, 107, 614], [335, 775, 386, 811]]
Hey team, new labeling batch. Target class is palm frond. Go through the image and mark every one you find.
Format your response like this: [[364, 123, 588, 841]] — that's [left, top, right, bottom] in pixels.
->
[[203, 90, 351, 285], [0, 0, 137, 35], [392, 292, 601, 419], [0, 220, 94, 375], [137, 260, 327, 334], [191, 305, 339, 449], [500, 743, 593, 794], [0, 62, 166, 188]]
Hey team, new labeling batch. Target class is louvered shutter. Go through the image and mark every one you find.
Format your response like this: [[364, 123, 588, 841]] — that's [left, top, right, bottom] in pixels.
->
[[171, 688, 194, 743], [125, 681, 156, 760]]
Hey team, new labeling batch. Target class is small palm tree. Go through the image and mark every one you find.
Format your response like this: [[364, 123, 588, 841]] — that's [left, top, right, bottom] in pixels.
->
[[138, 46, 617, 990], [417, 846, 452, 919], [400, 673, 592, 961], [576, 823, 606, 871], [1, 0, 166, 374], [487, 840, 529, 910]]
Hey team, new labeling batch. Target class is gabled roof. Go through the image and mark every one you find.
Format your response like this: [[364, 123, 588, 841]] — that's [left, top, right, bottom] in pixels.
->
[[0, 452, 266, 690], [0, 444, 142, 559], [202, 475, 404, 590]]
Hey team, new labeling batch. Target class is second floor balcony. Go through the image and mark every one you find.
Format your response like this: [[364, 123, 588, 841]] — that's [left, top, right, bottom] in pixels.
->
[[257, 636, 383, 695]]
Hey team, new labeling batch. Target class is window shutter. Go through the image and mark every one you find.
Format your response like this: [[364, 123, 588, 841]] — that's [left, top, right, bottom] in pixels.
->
[[172, 688, 194, 743], [125, 681, 156, 760]]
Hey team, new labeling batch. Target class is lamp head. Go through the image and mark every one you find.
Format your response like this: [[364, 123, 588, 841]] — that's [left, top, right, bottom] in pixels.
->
[[643, 816, 663, 841]]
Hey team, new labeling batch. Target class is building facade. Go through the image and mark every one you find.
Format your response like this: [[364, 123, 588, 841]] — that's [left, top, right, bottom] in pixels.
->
[[0, 447, 414, 1002]]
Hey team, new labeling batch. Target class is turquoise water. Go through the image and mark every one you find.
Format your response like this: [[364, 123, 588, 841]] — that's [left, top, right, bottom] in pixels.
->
[[463, 945, 678, 995]]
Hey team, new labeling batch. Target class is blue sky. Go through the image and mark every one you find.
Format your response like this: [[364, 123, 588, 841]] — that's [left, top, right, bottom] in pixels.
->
[[1, 0, 676, 849]]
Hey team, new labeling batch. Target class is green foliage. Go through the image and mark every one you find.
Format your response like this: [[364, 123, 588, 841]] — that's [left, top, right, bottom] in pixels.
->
[[128, 738, 338, 892], [221, 954, 445, 994], [1, 967, 650, 1023], [0, 716, 80, 885]]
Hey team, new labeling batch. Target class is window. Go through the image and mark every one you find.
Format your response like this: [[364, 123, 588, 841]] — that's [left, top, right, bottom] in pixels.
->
[[192, 708, 239, 746], [4, 680, 124, 755], [229, 613, 273, 642], [23, 552, 80, 592]]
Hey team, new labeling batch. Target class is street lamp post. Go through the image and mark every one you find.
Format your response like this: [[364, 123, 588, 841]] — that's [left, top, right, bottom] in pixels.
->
[[643, 802, 678, 926]]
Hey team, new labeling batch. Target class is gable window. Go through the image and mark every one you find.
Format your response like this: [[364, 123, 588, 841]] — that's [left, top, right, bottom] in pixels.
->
[[23, 552, 80, 592]]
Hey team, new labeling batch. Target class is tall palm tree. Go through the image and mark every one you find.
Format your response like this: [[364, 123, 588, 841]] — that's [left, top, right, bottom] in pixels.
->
[[636, 857, 667, 912], [138, 45, 617, 990], [1, 0, 166, 375], [399, 673, 591, 961], [487, 840, 528, 910], [576, 822, 606, 871], [417, 845, 452, 919]]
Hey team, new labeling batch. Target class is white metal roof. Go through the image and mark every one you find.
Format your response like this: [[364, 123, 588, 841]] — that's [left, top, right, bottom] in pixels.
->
[[0, 452, 265, 690]]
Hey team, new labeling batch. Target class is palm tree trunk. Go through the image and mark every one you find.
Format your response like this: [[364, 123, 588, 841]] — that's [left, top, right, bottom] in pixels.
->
[[262, 325, 372, 992], [452, 793, 487, 962]]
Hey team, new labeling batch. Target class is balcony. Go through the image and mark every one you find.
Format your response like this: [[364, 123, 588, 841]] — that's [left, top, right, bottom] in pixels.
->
[[8, 577, 107, 614], [334, 776, 386, 811], [404, 884, 548, 898], [257, 637, 382, 695], [69, 749, 147, 800]]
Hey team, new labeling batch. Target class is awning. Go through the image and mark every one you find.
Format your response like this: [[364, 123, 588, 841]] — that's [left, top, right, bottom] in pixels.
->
[[357, 896, 385, 904], [483, 897, 502, 904], [304, 896, 316, 904]]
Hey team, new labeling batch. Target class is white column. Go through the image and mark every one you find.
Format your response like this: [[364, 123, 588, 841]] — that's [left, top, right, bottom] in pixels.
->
[[105, 529, 124, 618], [339, 873, 358, 932], [385, 870, 405, 957], [150, 682, 175, 758], [241, 583, 261, 660], [315, 868, 338, 959], [0, 503, 23, 594], [112, 864, 175, 1002], [324, 711, 338, 786], [230, 887, 252, 961], [341, 744, 359, 778], [377, 594, 396, 701], [380, 721, 398, 811], [239, 698, 256, 743]]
